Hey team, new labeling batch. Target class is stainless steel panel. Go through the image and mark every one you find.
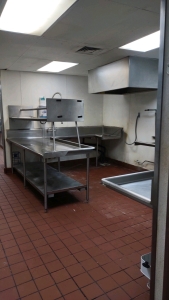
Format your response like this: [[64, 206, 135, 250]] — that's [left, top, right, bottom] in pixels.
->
[[7, 129, 47, 138], [88, 57, 158, 94], [8, 105, 34, 118], [8, 105, 34, 129], [46, 98, 84, 122], [120, 180, 151, 199], [7, 126, 122, 140], [101, 126, 122, 139], [50, 126, 102, 137], [88, 57, 129, 93], [129, 57, 158, 89], [101, 171, 154, 207], [49, 126, 122, 139]]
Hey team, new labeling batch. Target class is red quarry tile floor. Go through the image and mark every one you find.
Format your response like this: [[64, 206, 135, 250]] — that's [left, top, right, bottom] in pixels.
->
[[0, 147, 151, 299]]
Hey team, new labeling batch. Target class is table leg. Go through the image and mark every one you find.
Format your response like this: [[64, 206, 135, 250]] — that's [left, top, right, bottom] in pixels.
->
[[44, 159, 48, 212], [58, 157, 60, 172], [86, 154, 90, 202], [23, 149, 26, 187], [10, 143, 13, 174], [75, 121, 81, 148], [96, 137, 99, 167]]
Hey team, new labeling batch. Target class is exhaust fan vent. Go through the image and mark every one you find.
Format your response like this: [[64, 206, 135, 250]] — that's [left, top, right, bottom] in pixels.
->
[[76, 46, 104, 55]]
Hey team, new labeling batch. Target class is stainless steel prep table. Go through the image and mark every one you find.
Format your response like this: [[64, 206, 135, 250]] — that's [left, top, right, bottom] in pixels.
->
[[7, 137, 94, 211]]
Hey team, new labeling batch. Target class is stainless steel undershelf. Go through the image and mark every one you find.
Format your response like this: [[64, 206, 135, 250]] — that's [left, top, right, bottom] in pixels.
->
[[101, 171, 154, 207], [14, 162, 85, 195]]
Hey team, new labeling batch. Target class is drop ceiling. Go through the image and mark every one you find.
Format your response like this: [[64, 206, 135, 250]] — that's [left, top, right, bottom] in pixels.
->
[[0, 0, 160, 76]]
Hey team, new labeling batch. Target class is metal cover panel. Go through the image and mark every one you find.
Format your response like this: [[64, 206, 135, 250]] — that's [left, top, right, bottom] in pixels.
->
[[129, 57, 158, 89], [8, 105, 34, 129], [8, 105, 33, 118], [46, 98, 84, 122], [88, 57, 158, 94], [88, 57, 129, 93]]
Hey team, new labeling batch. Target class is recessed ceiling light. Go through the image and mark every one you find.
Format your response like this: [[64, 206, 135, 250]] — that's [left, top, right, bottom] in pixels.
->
[[37, 61, 78, 73], [0, 0, 77, 35], [119, 31, 160, 52]]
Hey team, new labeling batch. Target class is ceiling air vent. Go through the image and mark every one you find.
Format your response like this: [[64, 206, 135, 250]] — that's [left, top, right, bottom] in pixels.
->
[[76, 46, 104, 55]]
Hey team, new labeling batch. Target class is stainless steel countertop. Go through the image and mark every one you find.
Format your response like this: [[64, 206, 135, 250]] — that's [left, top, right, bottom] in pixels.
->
[[7, 137, 94, 159]]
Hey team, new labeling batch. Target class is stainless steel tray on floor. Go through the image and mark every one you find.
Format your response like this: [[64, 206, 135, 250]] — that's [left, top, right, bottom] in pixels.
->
[[101, 171, 154, 207]]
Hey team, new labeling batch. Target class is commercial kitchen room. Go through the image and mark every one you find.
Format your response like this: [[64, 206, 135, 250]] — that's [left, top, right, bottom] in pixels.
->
[[0, 0, 169, 299]]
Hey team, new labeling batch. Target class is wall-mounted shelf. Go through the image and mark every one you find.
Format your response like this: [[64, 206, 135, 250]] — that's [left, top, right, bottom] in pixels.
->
[[10, 117, 47, 121]]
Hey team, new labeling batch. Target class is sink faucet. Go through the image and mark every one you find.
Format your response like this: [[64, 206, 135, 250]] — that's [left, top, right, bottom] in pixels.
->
[[52, 92, 62, 99]]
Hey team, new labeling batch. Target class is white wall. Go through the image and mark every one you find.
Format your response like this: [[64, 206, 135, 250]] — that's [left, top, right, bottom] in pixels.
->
[[1, 70, 103, 167], [1, 69, 157, 170], [103, 91, 157, 169]]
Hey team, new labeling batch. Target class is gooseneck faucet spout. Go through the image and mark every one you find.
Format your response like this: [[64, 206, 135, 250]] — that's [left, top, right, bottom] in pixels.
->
[[52, 92, 62, 99]]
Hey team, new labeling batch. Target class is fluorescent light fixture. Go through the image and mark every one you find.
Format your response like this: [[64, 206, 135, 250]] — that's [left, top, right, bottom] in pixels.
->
[[119, 31, 160, 52], [0, 0, 77, 35], [37, 61, 78, 73]]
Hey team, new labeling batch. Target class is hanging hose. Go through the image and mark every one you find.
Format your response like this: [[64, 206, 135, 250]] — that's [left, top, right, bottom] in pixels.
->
[[138, 160, 154, 165], [125, 113, 140, 145]]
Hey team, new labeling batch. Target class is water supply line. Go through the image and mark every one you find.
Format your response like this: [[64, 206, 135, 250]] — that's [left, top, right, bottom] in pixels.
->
[[125, 112, 140, 145]]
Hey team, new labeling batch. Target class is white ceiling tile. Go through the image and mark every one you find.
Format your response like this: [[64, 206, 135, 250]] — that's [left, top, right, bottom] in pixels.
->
[[109, 0, 160, 13], [0, 55, 19, 69], [0, 0, 160, 75]]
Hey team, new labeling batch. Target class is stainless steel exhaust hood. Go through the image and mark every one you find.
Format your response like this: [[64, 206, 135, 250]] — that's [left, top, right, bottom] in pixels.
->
[[88, 57, 158, 94]]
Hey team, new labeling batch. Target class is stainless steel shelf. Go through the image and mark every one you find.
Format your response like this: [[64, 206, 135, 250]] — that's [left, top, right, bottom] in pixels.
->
[[14, 162, 85, 196], [9, 117, 47, 121]]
